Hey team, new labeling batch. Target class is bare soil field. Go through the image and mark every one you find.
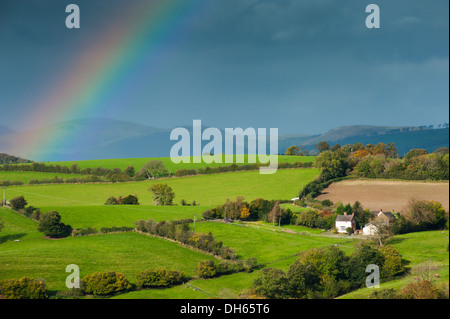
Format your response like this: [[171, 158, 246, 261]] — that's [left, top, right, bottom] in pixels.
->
[[317, 179, 449, 212]]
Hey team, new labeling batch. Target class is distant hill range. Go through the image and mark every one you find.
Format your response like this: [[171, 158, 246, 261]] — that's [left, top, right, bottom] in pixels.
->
[[0, 118, 448, 161], [279, 125, 450, 157]]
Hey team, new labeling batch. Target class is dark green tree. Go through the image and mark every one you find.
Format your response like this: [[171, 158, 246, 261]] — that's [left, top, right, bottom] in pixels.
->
[[285, 260, 321, 298], [37, 211, 72, 238], [252, 268, 288, 299], [124, 165, 136, 177], [9, 196, 27, 211]]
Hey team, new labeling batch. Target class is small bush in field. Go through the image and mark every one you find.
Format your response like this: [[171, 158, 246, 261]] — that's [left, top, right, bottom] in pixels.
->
[[82, 272, 132, 295], [0, 277, 48, 299], [136, 269, 188, 289], [196, 260, 217, 279]]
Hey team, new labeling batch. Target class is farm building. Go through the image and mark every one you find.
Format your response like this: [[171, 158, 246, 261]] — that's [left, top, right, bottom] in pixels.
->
[[363, 223, 378, 236], [335, 212, 356, 233], [373, 210, 396, 225], [363, 210, 396, 236]]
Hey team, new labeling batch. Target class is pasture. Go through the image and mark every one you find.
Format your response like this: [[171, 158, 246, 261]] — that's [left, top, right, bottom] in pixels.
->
[[4, 168, 320, 207], [40, 205, 205, 229], [0, 208, 217, 291], [0, 171, 85, 184], [39, 155, 315, 173], [1, 155, 448, 300]]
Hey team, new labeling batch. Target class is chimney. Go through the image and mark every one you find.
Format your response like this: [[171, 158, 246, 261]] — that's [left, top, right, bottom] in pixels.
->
[[344, 212, 347, 215]]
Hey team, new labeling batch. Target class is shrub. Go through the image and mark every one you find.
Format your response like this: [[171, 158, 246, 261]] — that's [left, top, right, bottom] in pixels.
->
[[321, 199, 333, 207], [252, 268, 288, 299], [104, 196, 119, 205], [9, 196, 27, 211], [136, 269, 188, 288], [0, 277, 48, 299], [369, 288, 398, 299], [72, 227, 97, 237], [120, 194, 139, 205], [149, 183, 175, 206], [30, 209, 42, 221], [243, 257, 259, 272], [82, 272, 132, 295], [400, 280, 439, 299], [196, 260, 217, 279], [37, 211, 72, 238], [219, 246, 236, 260], [380, 245, 404, 277]]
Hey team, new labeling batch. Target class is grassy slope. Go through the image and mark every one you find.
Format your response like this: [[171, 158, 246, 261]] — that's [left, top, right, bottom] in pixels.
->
[[338, 230, 449, 299], [115, 222, 356, 299], [42, 155, 315, 172], [0, 208, 217, 291], [116, 229, 450, 300], [193, 222, 356, 264], [5, 168, 319, 207], [40, 205, 206, 229]]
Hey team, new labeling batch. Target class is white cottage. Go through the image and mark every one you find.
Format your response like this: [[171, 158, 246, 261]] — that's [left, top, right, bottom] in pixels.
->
[[363, 223, 378, 236], [335, 212, 356, 233], [363, 210, 396, 236]]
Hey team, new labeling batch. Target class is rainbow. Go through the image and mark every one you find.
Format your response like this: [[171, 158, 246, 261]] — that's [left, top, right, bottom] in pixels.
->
[[12, 0, 209, 161]]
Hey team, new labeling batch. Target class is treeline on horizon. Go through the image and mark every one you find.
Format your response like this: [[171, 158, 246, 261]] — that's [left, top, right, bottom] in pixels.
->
[[0, 158, 313, 186], [0, 140, 449, 186], [0, 153, 33, 165]]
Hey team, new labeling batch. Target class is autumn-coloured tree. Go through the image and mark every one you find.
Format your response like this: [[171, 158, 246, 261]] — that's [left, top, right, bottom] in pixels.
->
[[222, 196, 245, 220], [405, 199, 447, 229], [386, 143, 399, 158], [285, 146, 300, 156], [401, 280, 439, 299], [268, 202, 282, 226], [353, 149, 370, 158], [315, 141, 330, 153], [373, 142, 388, 156], [240, 205, 250, 220]]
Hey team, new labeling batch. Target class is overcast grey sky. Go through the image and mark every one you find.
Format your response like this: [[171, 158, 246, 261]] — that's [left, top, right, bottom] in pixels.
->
[[0, 0, 448, 135]]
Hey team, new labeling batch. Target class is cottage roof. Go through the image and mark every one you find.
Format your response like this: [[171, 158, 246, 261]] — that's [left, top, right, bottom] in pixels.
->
[[336, 214, 354, 222], [378, 211, 395, 219]]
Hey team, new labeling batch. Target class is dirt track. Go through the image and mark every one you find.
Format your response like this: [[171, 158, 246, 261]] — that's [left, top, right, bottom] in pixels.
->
[[317, 179, 449, 212]]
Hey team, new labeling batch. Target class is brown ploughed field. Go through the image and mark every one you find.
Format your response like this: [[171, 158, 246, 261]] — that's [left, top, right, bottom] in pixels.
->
[[317, 179, 449, 212]]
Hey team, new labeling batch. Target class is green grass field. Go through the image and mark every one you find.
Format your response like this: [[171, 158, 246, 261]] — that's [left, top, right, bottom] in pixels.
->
[[5, 168, 319, 207], [40, 205, 205, 229], [0, 171, 86, 184], [1, 154, 448, 300], [38, 155, 315, 173], [0, 208, 217, 291], [193, 222, 355, 264]]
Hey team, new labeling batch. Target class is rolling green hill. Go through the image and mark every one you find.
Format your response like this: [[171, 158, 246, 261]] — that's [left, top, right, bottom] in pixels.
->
[[4, 168, 320, 207]]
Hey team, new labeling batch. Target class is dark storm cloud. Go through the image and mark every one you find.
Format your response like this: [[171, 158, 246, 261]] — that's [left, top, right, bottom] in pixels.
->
[[0, 0, 448, 134]]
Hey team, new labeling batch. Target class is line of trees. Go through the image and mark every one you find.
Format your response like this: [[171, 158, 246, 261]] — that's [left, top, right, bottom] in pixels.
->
[[202, 197, 293, 224], [135, 218, 236, 260]]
